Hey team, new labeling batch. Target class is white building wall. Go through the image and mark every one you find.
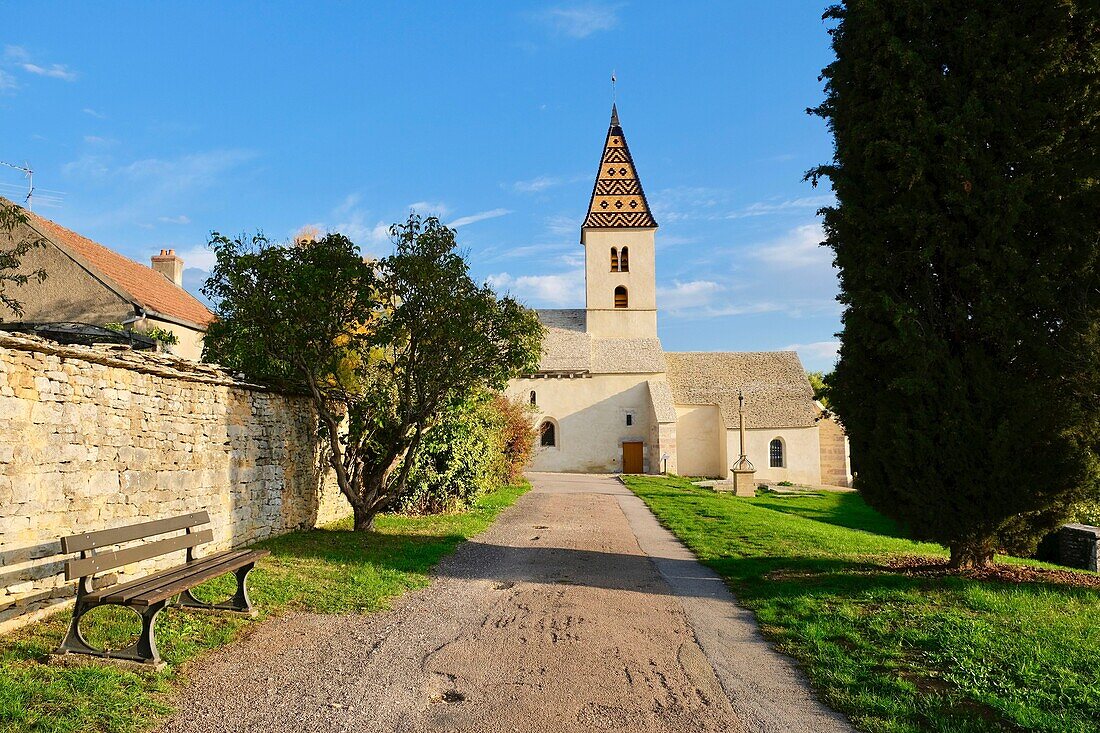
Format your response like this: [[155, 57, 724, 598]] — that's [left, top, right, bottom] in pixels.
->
[[725, 426, 822, 485], [507, 373, 660, 473], [673, 405, 723, 478]]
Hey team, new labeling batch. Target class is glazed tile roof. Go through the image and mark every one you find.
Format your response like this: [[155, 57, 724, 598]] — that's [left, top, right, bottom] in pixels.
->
[[24, 208, 214, 328], [665, 351, 819, 428], [582, 105, 658, 231]]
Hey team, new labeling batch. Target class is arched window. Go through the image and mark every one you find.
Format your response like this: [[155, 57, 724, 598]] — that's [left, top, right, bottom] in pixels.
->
[[620, 246, 629, 272], [529, 390, 536, 405], [610, 247, 619, 272], [769, 438, 785, 468], [540, 420, 557, 447], [614, 286, 628, 309]]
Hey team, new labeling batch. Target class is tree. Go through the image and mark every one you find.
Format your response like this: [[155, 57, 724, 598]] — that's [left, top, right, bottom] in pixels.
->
[[807, 370, 833, 410], [0, 200, 47, 320], [203, 216, 544, 530], [809, 2, 1100, 568]]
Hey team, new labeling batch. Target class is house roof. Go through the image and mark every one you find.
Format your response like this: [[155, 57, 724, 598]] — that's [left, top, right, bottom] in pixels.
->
[[23, 207, 214, 329], [665, 351, 819, 429], [581, 104, 658, 231], [534, 309, 665, 374]]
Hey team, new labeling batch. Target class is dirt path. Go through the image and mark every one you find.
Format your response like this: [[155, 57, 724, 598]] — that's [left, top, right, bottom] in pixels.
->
[[161, 473, 851, 733]]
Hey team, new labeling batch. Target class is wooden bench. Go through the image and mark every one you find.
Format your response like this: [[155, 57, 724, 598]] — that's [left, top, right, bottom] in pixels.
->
[[53, 511, 269, 667]]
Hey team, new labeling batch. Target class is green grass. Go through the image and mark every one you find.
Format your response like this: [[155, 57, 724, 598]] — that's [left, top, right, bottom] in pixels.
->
[[0, 482, 528, 733], [623, 476, 1100, 733]]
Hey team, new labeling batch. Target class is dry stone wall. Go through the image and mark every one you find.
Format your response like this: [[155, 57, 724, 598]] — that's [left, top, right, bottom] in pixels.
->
[[0, 333, 350, 633]]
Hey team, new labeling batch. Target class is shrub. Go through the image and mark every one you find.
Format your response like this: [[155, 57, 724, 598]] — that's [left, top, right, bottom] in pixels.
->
[[493, 393, 536, 485]]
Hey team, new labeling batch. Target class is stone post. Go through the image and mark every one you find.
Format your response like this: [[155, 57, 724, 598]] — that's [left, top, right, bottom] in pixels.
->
[[729, 389, 756, 497]]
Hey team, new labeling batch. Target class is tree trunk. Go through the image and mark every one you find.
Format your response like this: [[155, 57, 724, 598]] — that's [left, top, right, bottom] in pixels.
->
[[352, 504, 376, 532], [949, 538, 996, 569]]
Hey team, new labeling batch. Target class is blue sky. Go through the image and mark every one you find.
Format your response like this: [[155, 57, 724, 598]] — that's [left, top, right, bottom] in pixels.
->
[[2, 1, 841, 371]]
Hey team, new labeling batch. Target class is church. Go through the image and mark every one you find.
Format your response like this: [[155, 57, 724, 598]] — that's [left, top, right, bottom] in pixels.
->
[[505, 106, 850, 486]]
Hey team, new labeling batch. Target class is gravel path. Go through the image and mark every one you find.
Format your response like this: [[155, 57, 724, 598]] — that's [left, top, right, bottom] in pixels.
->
[[161, 473, 852, 733]]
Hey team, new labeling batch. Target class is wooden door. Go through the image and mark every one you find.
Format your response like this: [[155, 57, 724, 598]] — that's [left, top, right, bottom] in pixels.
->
[[622, 442, 644, 474]]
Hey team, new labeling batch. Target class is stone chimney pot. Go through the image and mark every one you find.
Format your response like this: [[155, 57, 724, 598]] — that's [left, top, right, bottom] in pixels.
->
[[151, 248, 184, 287]]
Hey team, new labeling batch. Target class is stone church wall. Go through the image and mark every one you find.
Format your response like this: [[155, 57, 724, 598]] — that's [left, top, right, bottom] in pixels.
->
[[0, 333, 350, 633], [818, 415, 851, 487]]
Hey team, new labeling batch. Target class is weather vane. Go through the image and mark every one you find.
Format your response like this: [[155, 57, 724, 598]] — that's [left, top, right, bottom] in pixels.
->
[[611, 70, 616, 103]]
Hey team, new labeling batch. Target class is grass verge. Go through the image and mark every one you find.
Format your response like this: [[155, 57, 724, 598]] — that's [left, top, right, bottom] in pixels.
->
[[623, 475, 1100, 733], [0, 482, 528, 733]]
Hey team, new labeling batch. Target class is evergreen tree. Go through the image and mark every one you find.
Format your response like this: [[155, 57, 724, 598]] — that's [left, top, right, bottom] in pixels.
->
[[809, 1, 1100, 567]]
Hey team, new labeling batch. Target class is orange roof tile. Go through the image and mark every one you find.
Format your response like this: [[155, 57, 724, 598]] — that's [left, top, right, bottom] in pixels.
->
[[26, 211, 214, 328]]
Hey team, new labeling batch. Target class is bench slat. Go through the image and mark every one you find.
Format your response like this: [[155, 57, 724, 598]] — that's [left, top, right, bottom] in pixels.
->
[[127, 550, 269, 607], [85, 550, 250, 604], [65, 528, 213, 580], [61, 512, 210, 553]]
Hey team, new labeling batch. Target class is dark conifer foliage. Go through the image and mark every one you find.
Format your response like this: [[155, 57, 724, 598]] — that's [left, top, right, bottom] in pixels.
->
[[808, 1, 1100, 567]]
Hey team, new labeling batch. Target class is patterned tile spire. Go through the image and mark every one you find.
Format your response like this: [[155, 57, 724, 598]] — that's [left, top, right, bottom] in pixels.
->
[[582, 104, 658, 230]]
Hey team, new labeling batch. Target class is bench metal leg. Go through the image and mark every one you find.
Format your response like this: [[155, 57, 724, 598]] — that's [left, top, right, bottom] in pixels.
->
[[54, 599, 168, 667], [176, 562, 257, 614]]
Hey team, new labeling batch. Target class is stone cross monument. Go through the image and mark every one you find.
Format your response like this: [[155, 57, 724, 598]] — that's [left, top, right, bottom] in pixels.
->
[[729, 389, 757, 497]]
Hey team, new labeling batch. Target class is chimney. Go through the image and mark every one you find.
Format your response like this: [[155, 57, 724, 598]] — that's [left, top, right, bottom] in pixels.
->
[[151, 248, 184, 287]]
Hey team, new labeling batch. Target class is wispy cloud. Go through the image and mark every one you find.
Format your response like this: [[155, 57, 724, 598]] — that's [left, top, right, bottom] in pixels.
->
[[784, 340, 840, 367], [657, 279, 724, 315], [157, 215, 191, 225], [0, 69, 16, 92], [450, 208, 511, 228], [538, 3, 621, 38], [82, 107, 107, 119], [22, 62, 77, 81], [510, 174, 586, 193], [486, 269, 584, 307], [59, 148, 257, 229], [725, 195, 833, 220], [544, 214, 577, 237], [407, 200, 452, 217], [748, 223, 831, 270]]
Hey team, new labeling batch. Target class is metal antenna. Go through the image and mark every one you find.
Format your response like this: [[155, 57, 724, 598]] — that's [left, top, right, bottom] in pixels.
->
[[0, 161, 34, 210]]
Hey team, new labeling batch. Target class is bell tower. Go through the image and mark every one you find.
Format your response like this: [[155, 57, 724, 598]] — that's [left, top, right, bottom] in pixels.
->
[[581, 104, 659, 339]]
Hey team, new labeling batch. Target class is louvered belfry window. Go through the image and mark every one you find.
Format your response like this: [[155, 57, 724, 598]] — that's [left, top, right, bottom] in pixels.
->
[[614, 286, 628, 308]]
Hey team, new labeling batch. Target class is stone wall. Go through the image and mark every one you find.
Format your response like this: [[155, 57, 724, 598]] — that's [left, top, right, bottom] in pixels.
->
[[0, 332, 350, 633], [818, 415, 851, 488], [1057, 524, 1100, 572]]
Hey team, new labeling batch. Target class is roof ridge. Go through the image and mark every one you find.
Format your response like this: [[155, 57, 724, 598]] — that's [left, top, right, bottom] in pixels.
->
[[23, 208, 214, 328]]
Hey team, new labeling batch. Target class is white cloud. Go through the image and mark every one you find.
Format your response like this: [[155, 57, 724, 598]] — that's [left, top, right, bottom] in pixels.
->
[[158, 215, 191, 225], [0, 69, 16, 92], [748, 223, 832, 270], [4, 46, 28, 61], [511, 174, 586, 193], [545, 214, 576, 237], [58, 148, 257, 229], [173, 243, 218, 272], [450, 208, 511, 228], [82, 107, 106, 119], [726, 195, 834, 220], [83, 135, 115, 145], [538, 4, 620, 38], [22, 62, 77, 81], [406, 200, 452, 217], [657, 279, 724, 314], [486, 269, 584, 307], [784, 340, 840, 367]]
